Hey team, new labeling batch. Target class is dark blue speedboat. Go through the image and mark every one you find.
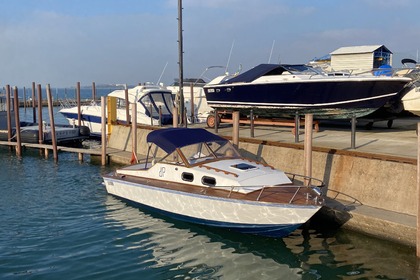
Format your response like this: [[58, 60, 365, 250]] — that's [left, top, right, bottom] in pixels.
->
[[203, 64, 412, 119]]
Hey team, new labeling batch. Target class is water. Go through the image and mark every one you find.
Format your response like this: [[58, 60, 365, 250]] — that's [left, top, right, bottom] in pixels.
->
[[0, 150, 419, 279], [21, 87, 117, 102]]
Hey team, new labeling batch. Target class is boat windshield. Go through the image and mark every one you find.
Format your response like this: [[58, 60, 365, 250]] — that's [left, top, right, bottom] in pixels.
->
[[158, 140, 240, 166], [140, 92, 174, 117], [283, 65, 323, 75], [181, 140, 240, 165]]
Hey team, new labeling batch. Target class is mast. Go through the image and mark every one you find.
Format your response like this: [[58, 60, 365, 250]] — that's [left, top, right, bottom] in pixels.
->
[[177, 0, 185, 126]]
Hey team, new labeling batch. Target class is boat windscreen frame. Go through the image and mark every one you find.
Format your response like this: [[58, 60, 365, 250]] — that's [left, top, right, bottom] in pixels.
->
[[139, 91, 174, 119]]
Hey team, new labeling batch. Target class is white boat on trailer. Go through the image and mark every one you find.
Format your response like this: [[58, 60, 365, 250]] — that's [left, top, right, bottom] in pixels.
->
[[102, 127, 325, 237], [59, 84, 174, 137]]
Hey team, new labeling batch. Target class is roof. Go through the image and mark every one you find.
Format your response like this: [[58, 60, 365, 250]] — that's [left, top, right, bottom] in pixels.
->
[[147, 128, 227, 154], [330, 45, 391, 55]]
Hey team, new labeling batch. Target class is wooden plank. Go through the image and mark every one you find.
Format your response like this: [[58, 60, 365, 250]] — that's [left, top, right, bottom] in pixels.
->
[[0, 141, 104, 156]]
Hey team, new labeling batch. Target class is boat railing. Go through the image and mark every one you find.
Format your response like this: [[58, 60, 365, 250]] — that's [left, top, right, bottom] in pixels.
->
[[59, 98, 78, 109], [336, 67, 415, 78], [214, 173, 324, 205]]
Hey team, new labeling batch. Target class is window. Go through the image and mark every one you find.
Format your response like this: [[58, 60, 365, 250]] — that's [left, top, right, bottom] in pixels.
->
[[202, 176, 216, 186], [182, 172, 194, 182]]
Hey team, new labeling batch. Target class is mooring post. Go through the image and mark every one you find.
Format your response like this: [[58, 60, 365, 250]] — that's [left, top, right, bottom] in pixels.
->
[[303, 114, 313, 186], [294, 113, 300, 143], [232, 111, 240, 148], [46, 84, 58, 163], [37, 84, 43, 145], [125, 87, 130, 125], [5, 85, 12, 148], [173, 106, 178, 128], [131, 101, 138, 164], [250, 109, 255, 138], [351, 117, 357, 149], [159, 105, 162, 127], [23, 87, 27, 112], [76, 82, 81, 127], [214, 109, 219, 134], [417, 122, 420, 257], [92, 81, 96, 101], [101, 96, 107, 166], [13, 87, 22, 157], [150, 104, 153, 126], [190, 83, 194, 124], [31, 82, 36, 123]]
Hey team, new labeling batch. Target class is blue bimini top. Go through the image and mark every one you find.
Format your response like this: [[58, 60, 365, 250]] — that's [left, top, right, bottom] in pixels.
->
[[146, 128, 227, 154]]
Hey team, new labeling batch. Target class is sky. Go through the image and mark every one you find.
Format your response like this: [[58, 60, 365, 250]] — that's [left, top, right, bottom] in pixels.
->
[[0, 0, 419, 88]]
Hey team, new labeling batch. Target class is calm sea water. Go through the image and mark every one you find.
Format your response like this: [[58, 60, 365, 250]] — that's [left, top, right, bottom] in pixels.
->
[[0, 147, 419, 280]]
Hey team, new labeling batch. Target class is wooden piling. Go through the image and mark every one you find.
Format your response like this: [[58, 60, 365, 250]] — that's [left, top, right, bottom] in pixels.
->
[[351, 117, 357, 149], [417, 122, 420, 257], [159, 106, 162, 127], [76, 82, 81, 127], [250, 109, 254, 138], [13, 87, 22, 157], [125, 87, 130, 124], [150, 104, 153, 126], [37, 84, 43, 144], [190, 83, 194, 124], [214, 109, 219, 134], [23, 87, 27, 111], [5, 85, 12, 146], [232, 111, 240, 148], [101, 96, 107, 166], [294, 113, 300, 143], [173, 106, 178, 128], [92, 82, 96, 101], [131, 101, 138, 163], [303, 114, 313, 186], [46, 84, 58, 162], [31, 82, 36, 123]]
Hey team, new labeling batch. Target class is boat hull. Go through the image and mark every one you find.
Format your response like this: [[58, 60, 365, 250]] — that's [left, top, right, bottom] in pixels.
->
[[60, 106, 172, 137], [402, 84, 420, 116], [103, 176, 321, 237], [204, 78, 410, 119]]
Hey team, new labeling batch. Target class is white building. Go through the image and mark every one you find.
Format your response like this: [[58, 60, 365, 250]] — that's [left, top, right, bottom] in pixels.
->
[[330, 45, 393, 73]]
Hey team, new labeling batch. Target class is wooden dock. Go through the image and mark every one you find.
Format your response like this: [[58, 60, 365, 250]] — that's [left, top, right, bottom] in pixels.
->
[[0, 140, 128, 163]]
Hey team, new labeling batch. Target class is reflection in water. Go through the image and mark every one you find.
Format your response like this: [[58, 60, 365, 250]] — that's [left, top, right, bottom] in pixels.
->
[[104, 196, 417, 279]]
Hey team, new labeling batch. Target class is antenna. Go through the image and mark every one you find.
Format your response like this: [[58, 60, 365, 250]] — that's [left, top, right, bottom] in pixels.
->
[[225, 40, 235, 74], [268, 40, 275, 63], [157, 61, 168, 85]]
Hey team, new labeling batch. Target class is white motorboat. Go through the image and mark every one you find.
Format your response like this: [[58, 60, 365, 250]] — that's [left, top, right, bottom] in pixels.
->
[[398, 59, 420, 116], [103, 127, 325, 237], [166, 78, 213, 123], [59, 84, 174, 137]]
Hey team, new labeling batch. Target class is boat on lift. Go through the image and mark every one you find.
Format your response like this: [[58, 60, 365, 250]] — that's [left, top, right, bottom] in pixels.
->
[[203, 64, 412, 119], [103, 127, 325, 237], [397, 59, 420, 116]]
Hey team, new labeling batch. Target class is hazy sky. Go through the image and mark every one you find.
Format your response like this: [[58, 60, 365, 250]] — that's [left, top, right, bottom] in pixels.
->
[[1, 0, 419, 87]]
